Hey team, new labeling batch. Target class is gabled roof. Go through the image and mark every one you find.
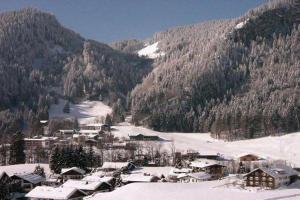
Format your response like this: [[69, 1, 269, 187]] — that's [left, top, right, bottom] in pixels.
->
[[62, 179, 111, 191], [12, 173, 45, 184], [0, 171, 8, 180], [244, 167, 298, 178], [61, 167, 85, 175], [190, 159, 225, 168], [26, 186, 86, 199], [82, 175, 113, 183]]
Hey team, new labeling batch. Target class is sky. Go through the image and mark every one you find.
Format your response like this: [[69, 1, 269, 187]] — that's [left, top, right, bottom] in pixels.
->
[[0, 0, 267, 43]]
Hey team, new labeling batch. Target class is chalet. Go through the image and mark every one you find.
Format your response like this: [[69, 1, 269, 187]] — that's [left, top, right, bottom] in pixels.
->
[[11, 173, 45, 192], [129, 134, 160, 141], [121, 173, 159, 184], [26, 186, 87, 200], [101, 162, 136, 172], [178, 172, 212, 183], [244, 167, 298, 189], [62, 179, 112, 194], [61, 167, 85, 182], [238, 153, 263, 162], [190, 159, 226, 179]]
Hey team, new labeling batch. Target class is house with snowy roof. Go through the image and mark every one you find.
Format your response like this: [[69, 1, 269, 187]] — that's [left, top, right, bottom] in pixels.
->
[[244, 167, 298, 189], [26, 186, 87, 200], [62, 179, 112, 194], [189, 159, 226, 179], [178, 172, 212, 183], [101, 161, 136, 172], [11, 173, 45, 192], [61, 167, 85, 182]]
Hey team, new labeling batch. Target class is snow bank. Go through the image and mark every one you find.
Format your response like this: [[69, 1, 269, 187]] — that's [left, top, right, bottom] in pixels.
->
[[49, 100, 112, 124], [86, 182, 300, 200], [138, 42, 165, 59]]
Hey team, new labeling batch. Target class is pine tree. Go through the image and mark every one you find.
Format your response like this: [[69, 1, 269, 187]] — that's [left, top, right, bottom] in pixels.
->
[[63, 101, 70, 113], [50, 146, 61, 174], [9, 132, 25, 164]]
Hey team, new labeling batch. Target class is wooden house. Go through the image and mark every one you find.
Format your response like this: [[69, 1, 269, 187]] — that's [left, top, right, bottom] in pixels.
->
[[62, 179, 112, 194], [244, 167, 298, 189], [238, 154, 262, 162], [11, 173, 45, 192], [129, 134, 160, 141], [61, 167, 85, 182], [190, 159, 226, 179], [26, 186, 87, 200]]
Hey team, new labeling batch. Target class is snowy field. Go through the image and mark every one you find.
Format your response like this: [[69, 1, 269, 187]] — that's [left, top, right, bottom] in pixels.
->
[[0, 164, 51, 176], [86, 181, 300, 200], [113, 122, 300, 167], [49, 100, 111, 124]]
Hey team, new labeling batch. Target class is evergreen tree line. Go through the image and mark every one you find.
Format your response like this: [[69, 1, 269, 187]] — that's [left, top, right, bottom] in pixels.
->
[[50, 145, 101, 174]]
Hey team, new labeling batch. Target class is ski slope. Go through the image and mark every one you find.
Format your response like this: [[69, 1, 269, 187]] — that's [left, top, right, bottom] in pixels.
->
[[113, 121, 300, 167], [49, 100, 112, 124]]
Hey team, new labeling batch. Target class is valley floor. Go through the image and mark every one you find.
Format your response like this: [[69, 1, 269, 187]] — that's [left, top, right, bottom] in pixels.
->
[[113, 121, 300, 167]]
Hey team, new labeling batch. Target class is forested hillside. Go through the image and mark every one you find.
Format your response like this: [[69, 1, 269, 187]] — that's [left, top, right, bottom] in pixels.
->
[[0, 8, 152, 136], [131, 0, 300, 140]]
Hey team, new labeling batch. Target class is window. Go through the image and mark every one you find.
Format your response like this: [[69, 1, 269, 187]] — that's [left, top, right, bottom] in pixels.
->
[[262, 177, 266, 181], [262, 172, 266, 176], [268, 177, 273, 181], [255, 177, 259, 181], [249, 181, 253, 185], [248, 176, 253, 180], [255, 182, 259, 186]]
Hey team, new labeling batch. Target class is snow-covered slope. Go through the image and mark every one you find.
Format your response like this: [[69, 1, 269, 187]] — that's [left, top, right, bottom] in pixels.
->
[[137, 42, 165, 59], [113, 122, 300, 167], [49, 100, 112, 124], [86, 181, 300, 200], [235, 19, 249, 29]]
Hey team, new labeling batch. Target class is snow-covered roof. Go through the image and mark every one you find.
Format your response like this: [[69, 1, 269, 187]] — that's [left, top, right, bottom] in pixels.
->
[[13, 173, 45, 184], [178, 172, 211, 180], [101, 162, 131, 169], [82, 176, 113, 183], [26, 186, 86, 199], [61, 167, 85, 175], [59, 129, 75, 133], [190, 159, 224, 168], [121, 173, 155, 183], [62, 179, 110, 191]]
